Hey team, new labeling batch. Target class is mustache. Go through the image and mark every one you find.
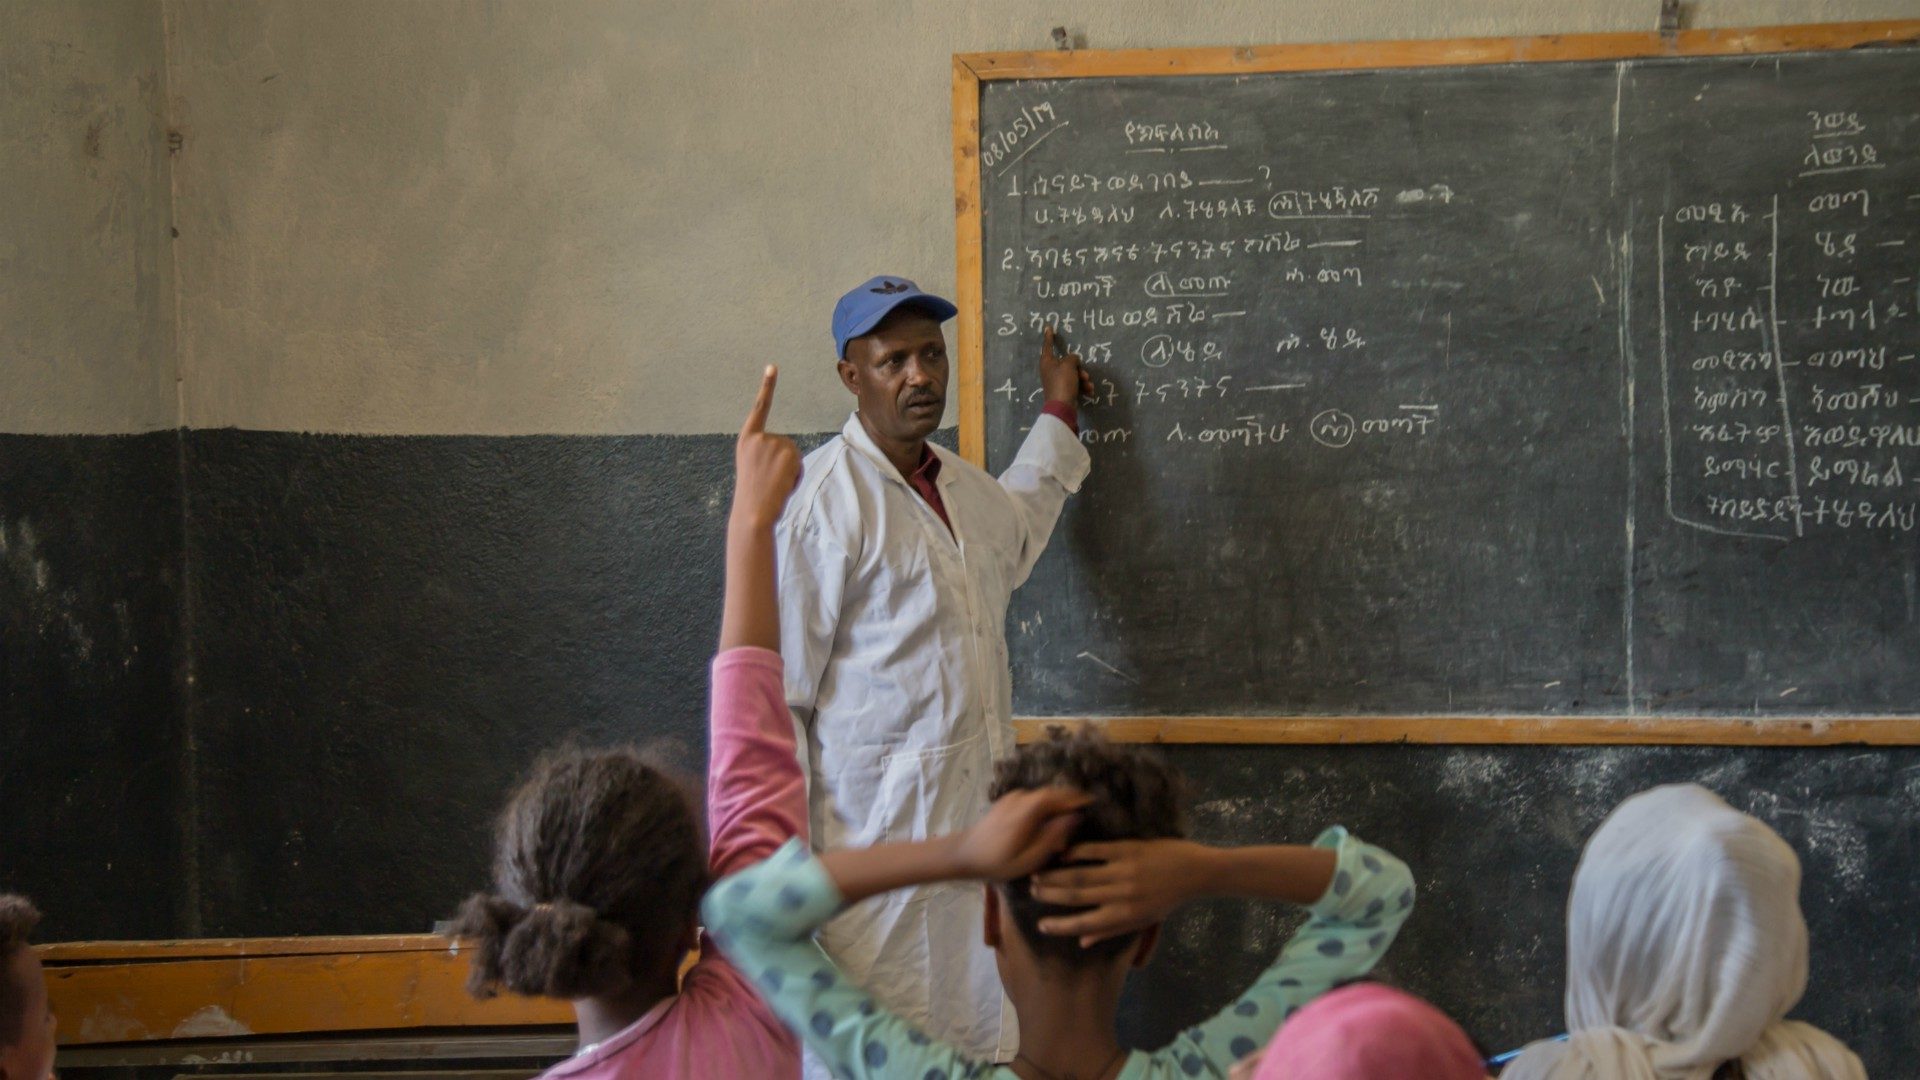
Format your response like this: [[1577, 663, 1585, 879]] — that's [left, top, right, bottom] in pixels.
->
[[905, 391, 944, 406]]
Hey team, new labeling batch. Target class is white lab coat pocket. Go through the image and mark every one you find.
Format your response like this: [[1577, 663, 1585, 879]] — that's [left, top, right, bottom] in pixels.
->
[[872, 729, 988, 843]]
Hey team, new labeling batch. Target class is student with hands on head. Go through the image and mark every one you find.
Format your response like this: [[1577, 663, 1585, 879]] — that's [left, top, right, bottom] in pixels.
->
[[450, 367, 808, 1080], [705, 726, 1416, 1080]]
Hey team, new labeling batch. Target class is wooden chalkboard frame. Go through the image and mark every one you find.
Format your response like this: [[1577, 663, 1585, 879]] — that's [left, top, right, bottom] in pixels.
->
[[952, 20, 1920, 746]]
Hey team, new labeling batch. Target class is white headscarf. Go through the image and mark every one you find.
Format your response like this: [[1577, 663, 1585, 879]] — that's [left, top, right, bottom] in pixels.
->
[[1502, 784, 1864, 1080]]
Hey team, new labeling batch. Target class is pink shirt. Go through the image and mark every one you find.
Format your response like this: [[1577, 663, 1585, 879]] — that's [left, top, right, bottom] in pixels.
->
[[540, 647, 804, 1080]]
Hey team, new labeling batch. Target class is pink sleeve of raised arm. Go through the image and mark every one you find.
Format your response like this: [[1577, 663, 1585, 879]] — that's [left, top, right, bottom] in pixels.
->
[[707, 646, 808, 878]]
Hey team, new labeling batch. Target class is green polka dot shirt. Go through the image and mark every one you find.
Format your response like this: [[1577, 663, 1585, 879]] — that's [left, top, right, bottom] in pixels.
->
[[702, 828, 1414, 1079]]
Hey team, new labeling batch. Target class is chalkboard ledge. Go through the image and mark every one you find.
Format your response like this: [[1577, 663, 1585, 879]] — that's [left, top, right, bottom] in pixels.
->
[[1013, 716, 1920, 746]]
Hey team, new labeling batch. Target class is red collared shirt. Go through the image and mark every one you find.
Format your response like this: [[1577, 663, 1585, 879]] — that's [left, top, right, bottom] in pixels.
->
[[909, 402, 1077, 536]]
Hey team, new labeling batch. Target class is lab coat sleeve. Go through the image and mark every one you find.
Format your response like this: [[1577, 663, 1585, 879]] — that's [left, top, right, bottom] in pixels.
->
[[774, 507, 851, 739], [998, 410, 1092, 587]]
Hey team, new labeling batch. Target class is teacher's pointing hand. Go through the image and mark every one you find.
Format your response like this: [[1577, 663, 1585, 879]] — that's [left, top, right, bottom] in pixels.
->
[[1039, 325, 1096, 405]]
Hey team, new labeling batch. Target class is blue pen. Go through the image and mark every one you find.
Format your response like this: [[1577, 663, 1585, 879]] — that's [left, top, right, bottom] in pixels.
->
[[1485, 1033, 1567, 1070]]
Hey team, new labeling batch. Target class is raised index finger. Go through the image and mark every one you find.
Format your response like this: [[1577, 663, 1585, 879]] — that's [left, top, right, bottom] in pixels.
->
[[742, 365, 778, 435], [1043, 324, 1058, 362]]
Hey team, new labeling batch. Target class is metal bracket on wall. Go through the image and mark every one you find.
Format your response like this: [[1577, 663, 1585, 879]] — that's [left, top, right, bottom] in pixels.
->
[[1051, 26, 1071, 52], [1658, 0, 1683, 42]]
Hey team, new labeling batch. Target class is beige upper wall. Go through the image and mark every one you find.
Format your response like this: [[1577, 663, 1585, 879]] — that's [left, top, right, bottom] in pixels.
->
[[0, 0, 177, 435], [165, 0, 1920, 436]]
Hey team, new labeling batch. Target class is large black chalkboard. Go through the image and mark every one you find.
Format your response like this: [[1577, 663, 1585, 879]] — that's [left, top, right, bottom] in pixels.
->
[[972, 37, 1920, 723]]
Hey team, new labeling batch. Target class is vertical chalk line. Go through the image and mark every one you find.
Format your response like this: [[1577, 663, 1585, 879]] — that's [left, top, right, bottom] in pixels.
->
[[1610, 62, 1627, 197], [1657, 218, 1680, 526], [1617, 215, 1637, 713], [1766, 194, 1805, 538], [1658, 216, 1784, 543]]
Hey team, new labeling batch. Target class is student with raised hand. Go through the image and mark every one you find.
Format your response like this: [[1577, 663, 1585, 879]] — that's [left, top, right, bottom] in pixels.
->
[[0, 896, 55, 1080], [451, 366, 806, 1079], [1501, 784, 1864, 1080], [703, 726, 1415, 1080]]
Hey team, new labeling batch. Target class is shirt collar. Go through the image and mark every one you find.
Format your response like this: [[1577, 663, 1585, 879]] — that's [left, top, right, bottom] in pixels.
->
[[840, 411, 892, 475], [841, 412, 954, 488], [910, 445, 941, 485]]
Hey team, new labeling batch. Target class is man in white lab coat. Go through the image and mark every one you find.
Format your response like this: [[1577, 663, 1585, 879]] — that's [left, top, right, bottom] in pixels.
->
[[777, 275, 1093, 1068]]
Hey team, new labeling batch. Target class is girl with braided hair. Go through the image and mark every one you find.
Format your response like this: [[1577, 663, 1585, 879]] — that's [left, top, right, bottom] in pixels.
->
[[453, 367, 807, 1078]]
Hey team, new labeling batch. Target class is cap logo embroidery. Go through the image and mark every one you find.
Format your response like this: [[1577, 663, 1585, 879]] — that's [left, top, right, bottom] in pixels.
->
[[870, 281, 911, 294]]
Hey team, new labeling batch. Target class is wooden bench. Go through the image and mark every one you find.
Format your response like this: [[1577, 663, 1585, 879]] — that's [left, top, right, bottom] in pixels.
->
[[40, 936, 574, 1069]]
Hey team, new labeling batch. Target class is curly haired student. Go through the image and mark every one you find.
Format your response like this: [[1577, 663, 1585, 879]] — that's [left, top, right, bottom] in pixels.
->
[[705, 725, 1415, 1080]]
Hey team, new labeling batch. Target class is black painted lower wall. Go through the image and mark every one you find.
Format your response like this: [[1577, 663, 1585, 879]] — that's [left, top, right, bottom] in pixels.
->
[[0, 432, 187, 940], [6, 427, 1917, 1070], [184, 429, 735, 934], [1126, 743, 1918, 1064]]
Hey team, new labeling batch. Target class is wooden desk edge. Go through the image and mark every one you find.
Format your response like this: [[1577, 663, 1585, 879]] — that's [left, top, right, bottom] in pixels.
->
[[39, 935, 460, 964], [40, 938, 575, 1045], [35, 938, 713, 1045], [1015, 715, 1920, 746]]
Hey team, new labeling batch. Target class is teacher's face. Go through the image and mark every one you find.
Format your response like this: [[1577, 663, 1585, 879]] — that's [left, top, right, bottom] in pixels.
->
[[839, 308, 949, 445]]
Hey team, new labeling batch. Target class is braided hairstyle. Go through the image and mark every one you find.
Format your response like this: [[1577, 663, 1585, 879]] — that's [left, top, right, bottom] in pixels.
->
[[0, 895, 42, 1045], [452, 747, 706, 1000], [989, 725, 1186, 964]]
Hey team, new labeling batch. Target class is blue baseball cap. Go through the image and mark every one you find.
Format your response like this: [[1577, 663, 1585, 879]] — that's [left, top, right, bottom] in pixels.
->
[[832, 275, 959, 357]]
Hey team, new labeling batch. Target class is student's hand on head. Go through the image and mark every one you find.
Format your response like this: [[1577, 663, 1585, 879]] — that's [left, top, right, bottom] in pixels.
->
[[1038, 325, 1096, 405], [732, 365, 802, 528], [951, 786, 1091, 881], [1030, 838, 1210, 946]]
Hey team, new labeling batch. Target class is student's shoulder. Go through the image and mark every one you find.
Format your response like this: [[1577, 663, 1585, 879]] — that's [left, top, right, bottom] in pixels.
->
[[543, 965, 798, 1079], [677, 948, 797, 1038]]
